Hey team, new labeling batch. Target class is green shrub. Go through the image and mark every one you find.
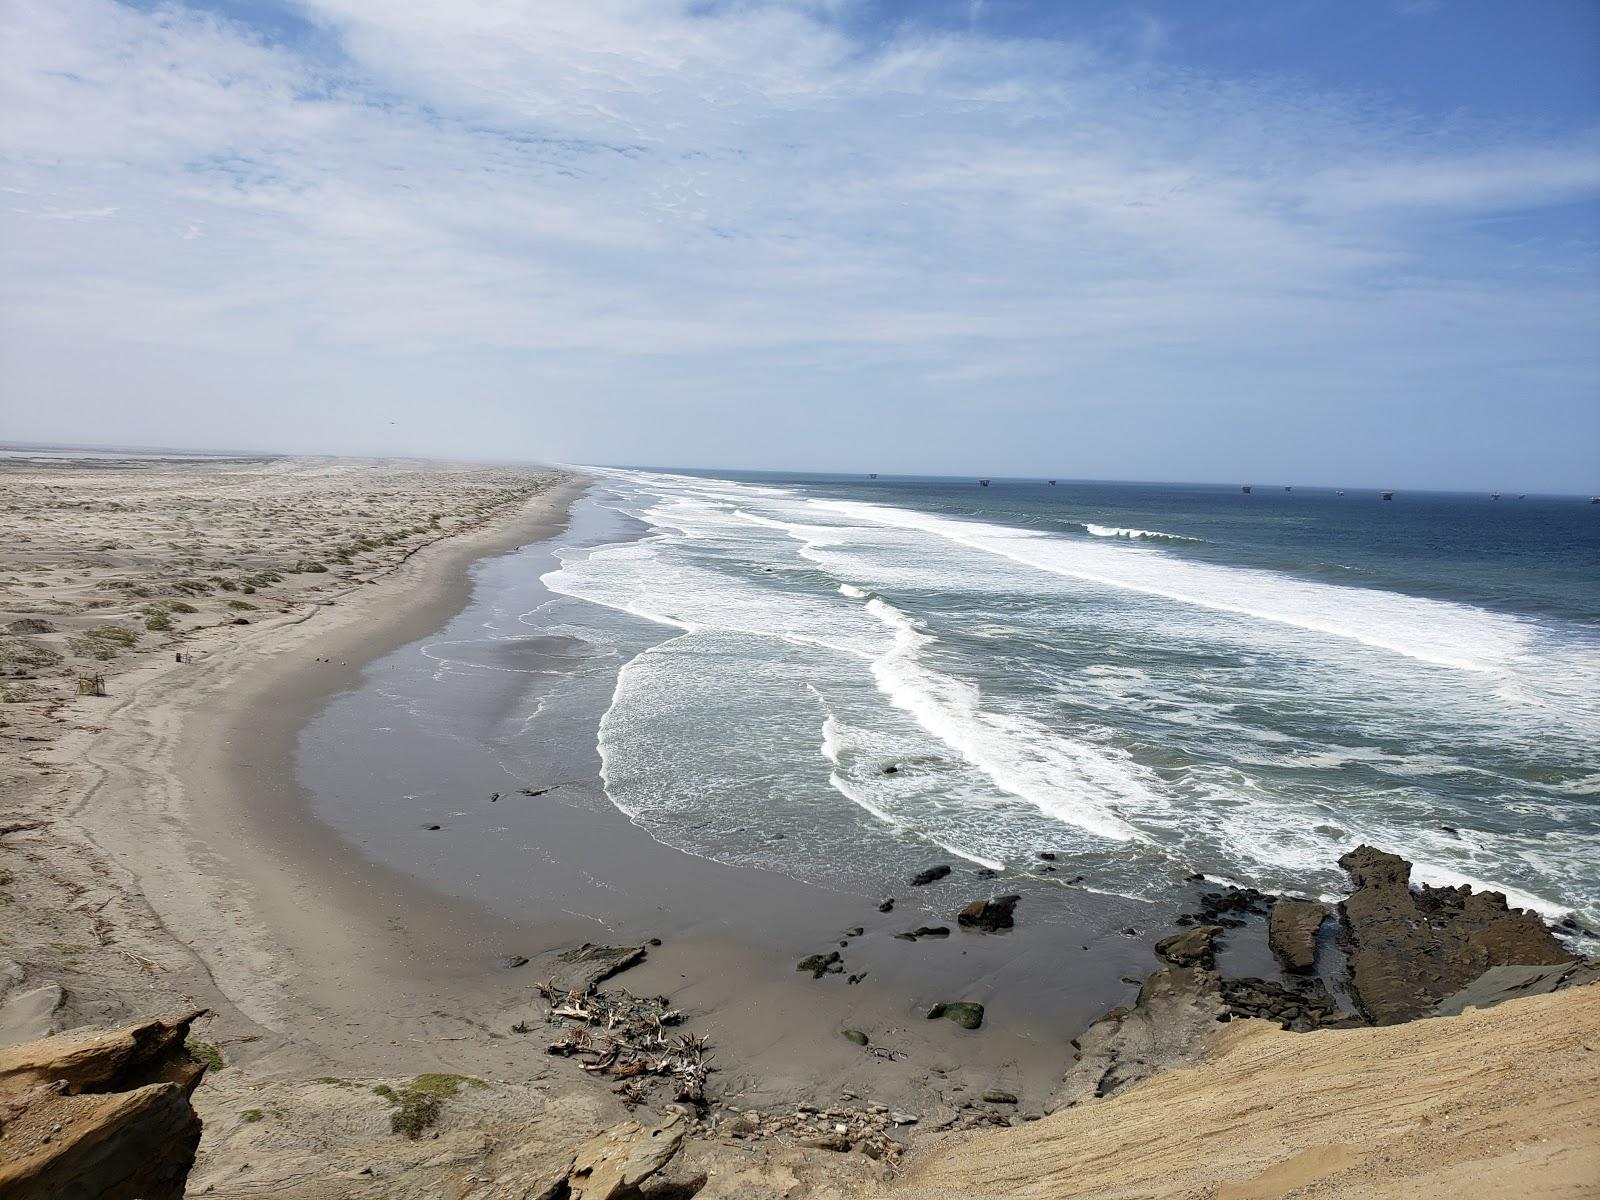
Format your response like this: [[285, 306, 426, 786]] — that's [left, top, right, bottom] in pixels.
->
[[168, 601, 199, 614], [68, 626, 138, 660], [145, 612, 172, 632], [0, 638, 63, 670], [293, 560, 328, 574], [185, 1038, 224, 1072], [226, 599, 256, 611], [376, 1074, 485, 1139]]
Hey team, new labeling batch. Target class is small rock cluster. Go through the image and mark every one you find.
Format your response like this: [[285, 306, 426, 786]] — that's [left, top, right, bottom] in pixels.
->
[[710, 1100, 918, 1164]]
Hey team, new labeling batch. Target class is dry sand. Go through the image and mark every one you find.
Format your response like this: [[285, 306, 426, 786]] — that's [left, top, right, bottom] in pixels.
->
[[896, 984, 1600, 1199]]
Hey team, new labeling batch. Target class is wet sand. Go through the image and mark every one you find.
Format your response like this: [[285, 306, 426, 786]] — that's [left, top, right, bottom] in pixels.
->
[[250, 486, 1182, 1111]]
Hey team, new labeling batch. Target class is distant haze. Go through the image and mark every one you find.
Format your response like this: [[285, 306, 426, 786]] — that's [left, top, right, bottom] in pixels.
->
[[2, 1, 1597, 493]]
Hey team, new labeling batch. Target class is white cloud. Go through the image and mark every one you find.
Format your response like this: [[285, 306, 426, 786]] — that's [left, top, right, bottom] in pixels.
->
[[0, 0, 1595, 485]]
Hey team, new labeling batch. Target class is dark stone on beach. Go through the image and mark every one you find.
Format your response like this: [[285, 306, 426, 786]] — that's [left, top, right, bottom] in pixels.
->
[[928, 1002, 984, 1030], [229, 617, 249, 625], [1039, 865, 1057, 873], [883, 764, 900, 775], [1038, 851, 1057, 861], [1120, 927, 1139, 937], [1154, 925, 1220, 969], [957, 895, 1021, 933], [906, 926, 950, 939], [878, 898, 895, 913], [489, 791, 500, 802], [1268, 900, 1327, 973], [1221, 976, 1343, 1031], [648, 937, 662, 947], [1337, 845, 1572, 1024], [982, 1090, 1018, 1105], [845, 927, 864, 937], [1184, 872, 1205, 882], [841, 1029, 869, 1046], [975, 868, 997, 879], [894, 932, 918, 941], [552, 942, 649, 992], [424, 824, 442, 831], [797, 951, 844, 979], [1440, 824, 1459, 837], [911, 865, 952, 886], [499, 954, 529, 969]]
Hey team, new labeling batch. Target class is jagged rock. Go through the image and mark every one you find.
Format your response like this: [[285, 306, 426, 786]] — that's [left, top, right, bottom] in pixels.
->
[[566, 1112, 684, 1200], [910, 865, 952, 886], [550, 944, 648, 993], [1055, 967, 1224, 1108], [1153, 924, 1220, 968], [0, 1011, 207, 1200], [877, 898, 895, 913], [0, 1009, 206, 1094], [982, 1089, 1018, 1104], [1338, 845, 1572, 1024], [957, 895, 1021, 933], [1268, 900, 1326, 973]]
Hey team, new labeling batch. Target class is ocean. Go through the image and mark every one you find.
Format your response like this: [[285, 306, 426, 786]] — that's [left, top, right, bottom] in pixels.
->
[[533, 470, 1600, 925]]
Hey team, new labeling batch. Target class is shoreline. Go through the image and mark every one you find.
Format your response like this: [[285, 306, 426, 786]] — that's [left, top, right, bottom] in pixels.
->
[[62, 469, 593, 1072]]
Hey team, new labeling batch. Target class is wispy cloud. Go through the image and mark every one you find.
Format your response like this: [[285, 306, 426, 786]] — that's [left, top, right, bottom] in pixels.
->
[[0, 0, 1596, 484]]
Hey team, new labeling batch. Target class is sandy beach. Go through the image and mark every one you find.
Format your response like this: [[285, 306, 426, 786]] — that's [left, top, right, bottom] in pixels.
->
[[3, 451, 1597, 1199]]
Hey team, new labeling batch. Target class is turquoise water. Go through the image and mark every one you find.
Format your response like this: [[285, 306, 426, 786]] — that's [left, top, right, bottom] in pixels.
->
[[540, 471, 1600, 923]]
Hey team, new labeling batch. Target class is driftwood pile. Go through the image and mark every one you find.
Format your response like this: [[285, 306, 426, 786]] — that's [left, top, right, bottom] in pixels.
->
[[536, 981, 711, 1109]]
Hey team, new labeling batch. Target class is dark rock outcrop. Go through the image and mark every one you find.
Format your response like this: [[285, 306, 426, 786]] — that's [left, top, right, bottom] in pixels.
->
[[910, 865, 952, 887], [1153, 924, 1221, 968], [1337, 845, 1572, 1024], [1220, 976, 1347, 1031], [957, 895, 1021, 933], [1268, 900, 1326, 973], [0, 1011, 208, 1200]]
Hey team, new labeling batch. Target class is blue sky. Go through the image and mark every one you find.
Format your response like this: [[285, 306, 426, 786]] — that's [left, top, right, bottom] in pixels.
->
[[2, 1, 1597, 490]]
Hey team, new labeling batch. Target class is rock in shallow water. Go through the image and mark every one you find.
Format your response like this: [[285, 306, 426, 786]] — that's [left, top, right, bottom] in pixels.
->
[[1268, 899, 1327, 973], [910, 865, 952, 886], [1337, 845, 1572, 1024]]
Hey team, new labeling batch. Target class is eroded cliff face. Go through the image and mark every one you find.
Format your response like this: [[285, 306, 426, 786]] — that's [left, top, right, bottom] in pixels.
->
[[0, 1010, 208, 1200]]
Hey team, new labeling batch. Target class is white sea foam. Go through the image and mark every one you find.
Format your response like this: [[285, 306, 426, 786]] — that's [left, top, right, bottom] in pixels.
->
[[553, 470, 1599, 918], [1084, 523, 1201, 542], [861, 597, 1153, 843], [813, 497, 1535, 674]]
